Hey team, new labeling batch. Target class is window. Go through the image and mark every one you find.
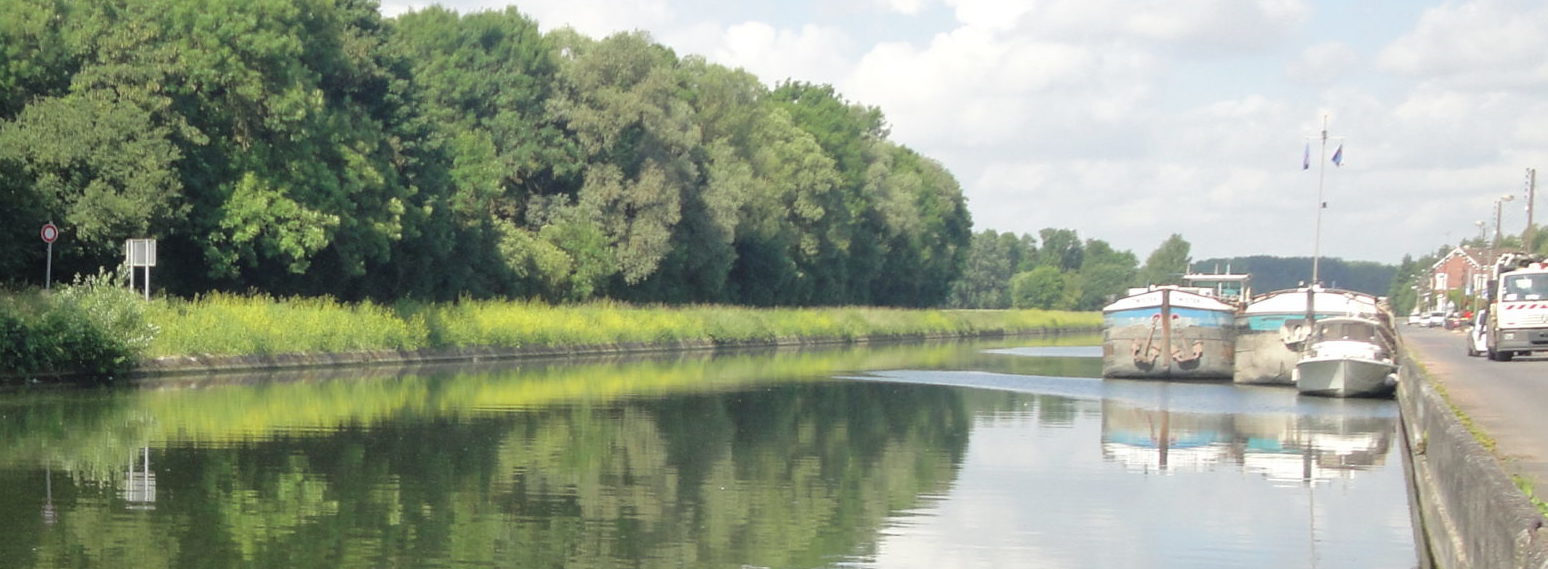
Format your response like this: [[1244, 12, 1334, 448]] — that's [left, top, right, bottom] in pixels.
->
[[1505, 274, 1548, 301], [1434, 272, 1448, 291]]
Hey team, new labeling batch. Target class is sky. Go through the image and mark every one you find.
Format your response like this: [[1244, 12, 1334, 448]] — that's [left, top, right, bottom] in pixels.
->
[[377, 0, 1548, 265]]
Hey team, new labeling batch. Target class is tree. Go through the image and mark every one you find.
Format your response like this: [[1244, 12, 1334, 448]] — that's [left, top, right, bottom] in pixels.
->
[[1138, 234, 1191, 286], [1010, 266, 1065, 309], [1072, 239, 1138, 310], [1035, 228, 1083, 272], [0, 85, 190, 275], [948, 230, 1027, 308]]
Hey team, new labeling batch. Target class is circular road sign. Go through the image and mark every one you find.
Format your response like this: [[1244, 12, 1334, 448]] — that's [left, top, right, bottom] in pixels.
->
[[41, 223, 58, 244]]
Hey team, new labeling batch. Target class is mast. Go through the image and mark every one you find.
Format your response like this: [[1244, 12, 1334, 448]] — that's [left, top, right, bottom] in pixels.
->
[[1312, 115, 1329, 286]]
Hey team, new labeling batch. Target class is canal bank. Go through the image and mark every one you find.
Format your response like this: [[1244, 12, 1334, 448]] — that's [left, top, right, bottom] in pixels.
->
[[1398, 346, 1548, 568], [130, 328, 1101, 378]]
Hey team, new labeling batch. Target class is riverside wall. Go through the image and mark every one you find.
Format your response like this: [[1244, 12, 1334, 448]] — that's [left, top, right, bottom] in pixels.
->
[[128, 328, 1096, 378], [1399, 351, 1548, 569]]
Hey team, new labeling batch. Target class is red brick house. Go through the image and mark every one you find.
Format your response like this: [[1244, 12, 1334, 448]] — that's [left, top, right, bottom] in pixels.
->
[[1426, 246, 1498, 312]]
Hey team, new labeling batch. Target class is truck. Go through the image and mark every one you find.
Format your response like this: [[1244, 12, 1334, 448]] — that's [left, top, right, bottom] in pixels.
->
[[1485, 252, 1548, 361]]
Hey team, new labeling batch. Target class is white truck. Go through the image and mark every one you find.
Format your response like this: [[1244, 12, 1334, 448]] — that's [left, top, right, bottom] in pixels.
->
[[1485, 252, 1548, 361]]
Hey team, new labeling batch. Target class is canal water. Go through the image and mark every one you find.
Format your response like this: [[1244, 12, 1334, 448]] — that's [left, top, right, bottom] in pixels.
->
[[0, 337, 1416, 568]]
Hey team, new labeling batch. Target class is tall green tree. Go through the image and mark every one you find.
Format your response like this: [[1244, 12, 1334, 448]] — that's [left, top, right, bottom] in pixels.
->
[[1035, 228, 1083, 272], [947, 230, 1031, 309], [1072, 239, 1138, 310], [1010, 266, 1065, 309], [544, 30, 704, 297], [1138, 234, 1192, 286]]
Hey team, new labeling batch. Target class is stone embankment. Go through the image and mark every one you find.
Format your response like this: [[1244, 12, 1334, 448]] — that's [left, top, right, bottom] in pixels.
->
[[1398, 352, 1548, 569]]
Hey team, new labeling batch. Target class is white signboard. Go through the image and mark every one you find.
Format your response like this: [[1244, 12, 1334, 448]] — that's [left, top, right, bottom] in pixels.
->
[[126, 239, 157, 267], [125, 238, 157, 300]]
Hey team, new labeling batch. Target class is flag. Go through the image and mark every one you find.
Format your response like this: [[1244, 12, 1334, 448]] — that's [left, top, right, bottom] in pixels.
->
[[1331, 143, 1344, 167], [1302, 143, 1310, 170]]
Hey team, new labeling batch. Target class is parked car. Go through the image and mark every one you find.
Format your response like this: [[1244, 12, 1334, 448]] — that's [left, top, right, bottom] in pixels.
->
[[1407, 313, 1424, 326], [1424, 311, 1448, 327], [1465, 309, 1489, 357]]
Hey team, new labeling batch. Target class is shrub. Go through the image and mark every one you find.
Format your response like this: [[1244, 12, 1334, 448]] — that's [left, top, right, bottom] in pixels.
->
[[0, 270, 152, 378]]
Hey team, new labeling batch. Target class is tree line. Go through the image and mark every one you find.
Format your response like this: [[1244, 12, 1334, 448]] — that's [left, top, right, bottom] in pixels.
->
[[0, 1, 968, 306], [947, 229, 1401, 310], [946, 229, 1194, 310]]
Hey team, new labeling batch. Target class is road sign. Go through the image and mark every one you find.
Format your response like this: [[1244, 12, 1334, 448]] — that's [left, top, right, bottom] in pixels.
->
[[126, 239, 157, 267], [125, 238, 157, 300], [42, 223, 58, 290]]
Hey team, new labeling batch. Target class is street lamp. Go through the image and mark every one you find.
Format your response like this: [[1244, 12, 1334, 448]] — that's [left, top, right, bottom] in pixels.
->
[[1476, 220, 1487, 244], [1495, 194, 1516, 251]]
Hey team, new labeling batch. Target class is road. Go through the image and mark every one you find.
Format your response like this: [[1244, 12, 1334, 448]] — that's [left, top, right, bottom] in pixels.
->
[[1403, 325, 1548, 487]]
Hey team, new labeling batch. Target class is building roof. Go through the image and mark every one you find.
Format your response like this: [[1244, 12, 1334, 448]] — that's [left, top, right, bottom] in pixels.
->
[[1430, 246, 1502, 272]]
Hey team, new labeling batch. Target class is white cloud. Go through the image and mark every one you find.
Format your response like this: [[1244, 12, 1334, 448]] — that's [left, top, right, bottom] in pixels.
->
[[1288, 42, 1360, 85], [1378, 0, 1548, 90], [994, 0, 1310, 51], [693, 22, 856, 87], [876, 0, 929, 16], [845, 25, 1159, 152], [943, 0, 1036, 31], [494, 0, 673, 36]]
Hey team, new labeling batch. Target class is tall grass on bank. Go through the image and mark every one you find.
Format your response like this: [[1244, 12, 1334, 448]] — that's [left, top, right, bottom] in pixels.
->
[[148, 293, 426, 356], [145, 296, 1099, 358]]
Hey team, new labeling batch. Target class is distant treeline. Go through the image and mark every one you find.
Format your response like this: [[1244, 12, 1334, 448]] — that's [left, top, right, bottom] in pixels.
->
[[946, 231, 1399, 310], [0, 2, 968, 306], [946, 229, 1197, 310], [1193, 256, 1396, 296]]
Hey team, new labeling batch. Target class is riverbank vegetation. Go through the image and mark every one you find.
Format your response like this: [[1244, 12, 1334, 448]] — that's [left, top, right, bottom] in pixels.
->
[[146, 293, 1094, 358], [1, 278, 1098, 378]]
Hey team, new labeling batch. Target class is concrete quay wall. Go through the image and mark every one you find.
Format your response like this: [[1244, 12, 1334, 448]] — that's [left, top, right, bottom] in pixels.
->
[[1399, 353, 1548, 569]]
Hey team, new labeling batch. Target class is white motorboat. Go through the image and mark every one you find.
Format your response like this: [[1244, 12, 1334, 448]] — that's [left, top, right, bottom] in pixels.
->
[[1294, 316, 1398, 398]]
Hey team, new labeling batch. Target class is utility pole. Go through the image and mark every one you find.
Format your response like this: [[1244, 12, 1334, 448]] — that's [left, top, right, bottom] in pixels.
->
[[1525, 168, 1537, 252]]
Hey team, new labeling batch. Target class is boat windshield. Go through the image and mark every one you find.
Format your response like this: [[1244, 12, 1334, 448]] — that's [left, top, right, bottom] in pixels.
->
[[1502, 274, 1548, 301], [1314, 321, 1383, 343]]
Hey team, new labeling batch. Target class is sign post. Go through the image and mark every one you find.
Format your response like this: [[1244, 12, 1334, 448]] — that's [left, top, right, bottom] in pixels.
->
[[125, 238, 157, 301], [40, 223, 58, 290]]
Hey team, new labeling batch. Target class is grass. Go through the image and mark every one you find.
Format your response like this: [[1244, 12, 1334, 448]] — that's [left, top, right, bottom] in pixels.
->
[[1514, 475, 1548, 518], [142, 295, 1101, 358]]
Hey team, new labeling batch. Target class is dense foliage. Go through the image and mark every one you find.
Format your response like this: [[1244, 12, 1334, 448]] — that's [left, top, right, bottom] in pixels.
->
[[0, 1, 969, 307], [948, 227, 1142, 311]]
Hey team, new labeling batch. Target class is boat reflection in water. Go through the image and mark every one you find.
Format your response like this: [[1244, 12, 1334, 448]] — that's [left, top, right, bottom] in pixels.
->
[[1098, 381, 1395, 483]]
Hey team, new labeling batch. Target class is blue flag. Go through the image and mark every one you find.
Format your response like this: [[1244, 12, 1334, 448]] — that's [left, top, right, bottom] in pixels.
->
[[1303, 143, 1310, 170], [1331, 143, 1344, 167]]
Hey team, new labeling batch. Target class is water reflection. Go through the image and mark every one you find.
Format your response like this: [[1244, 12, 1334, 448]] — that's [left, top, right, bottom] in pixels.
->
[[0, 338, 1413, 569], [0, 343, 990, 569], [1101, 398, 1395, 483], [849, 356, 1412, 569]]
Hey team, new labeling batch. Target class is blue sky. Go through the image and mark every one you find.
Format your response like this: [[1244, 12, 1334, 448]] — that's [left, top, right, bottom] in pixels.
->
[[379, 0, 1548, 265]]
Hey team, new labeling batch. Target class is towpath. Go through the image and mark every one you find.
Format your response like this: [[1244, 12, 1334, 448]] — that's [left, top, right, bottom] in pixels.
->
[[1403, 325, 1548, 489]]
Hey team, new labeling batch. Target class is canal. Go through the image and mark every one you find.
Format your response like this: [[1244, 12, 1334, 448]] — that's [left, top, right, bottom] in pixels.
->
[[0, 337, 1416, 568]]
